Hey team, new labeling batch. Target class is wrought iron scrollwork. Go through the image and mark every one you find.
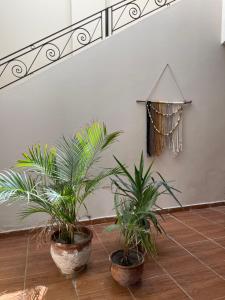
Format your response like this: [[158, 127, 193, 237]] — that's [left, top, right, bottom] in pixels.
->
[[45, 43, 61, 61], [76, 28, 92, 46], [0, 12, 103, 89], [0, 0, 177, 90], [155, 0, 168, 6], [11, 60, 28, 78], [112, 0, 175, 32], [128, 3, 142, 20]]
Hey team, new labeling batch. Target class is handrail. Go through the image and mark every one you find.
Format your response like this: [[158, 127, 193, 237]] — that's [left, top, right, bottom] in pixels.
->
[[0, 8, 107, 62], [0, 0, 176, 90]]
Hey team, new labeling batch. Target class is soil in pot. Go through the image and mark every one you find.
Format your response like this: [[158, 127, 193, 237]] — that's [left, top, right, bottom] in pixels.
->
[[110, 249, 144, 287], [54, 231, 89, 244], [50, 226, 93, 276]]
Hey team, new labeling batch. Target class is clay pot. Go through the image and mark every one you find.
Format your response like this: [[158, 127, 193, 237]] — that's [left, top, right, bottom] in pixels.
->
[[50, 226, 93, 275], [110, 249, 144, 287]]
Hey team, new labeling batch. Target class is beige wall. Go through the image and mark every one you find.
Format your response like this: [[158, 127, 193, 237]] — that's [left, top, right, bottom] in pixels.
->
[[0, 0, 72, 58], [0, 0, 225, 231], [71, 0, 107, 22], [222, 0, 225, 43]]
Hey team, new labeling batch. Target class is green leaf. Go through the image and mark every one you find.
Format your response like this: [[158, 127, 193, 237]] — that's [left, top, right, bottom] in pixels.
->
[[105, 224, 120, 232], [111, 153, 181, 255], [0, 170, 36, 203], [16, 144, 57, 178]]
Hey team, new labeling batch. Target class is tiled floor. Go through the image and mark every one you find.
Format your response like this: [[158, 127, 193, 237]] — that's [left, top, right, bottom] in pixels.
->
[[2, 207, 225, 299]]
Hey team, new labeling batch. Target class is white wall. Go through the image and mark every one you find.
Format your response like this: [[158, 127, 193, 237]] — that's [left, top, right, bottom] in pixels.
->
[[71, 0, 107, 22], [0, 0, 72, 58], [0, 0, 116, 58], [222, 0, 225, 43], [0, 0, 225, 231]]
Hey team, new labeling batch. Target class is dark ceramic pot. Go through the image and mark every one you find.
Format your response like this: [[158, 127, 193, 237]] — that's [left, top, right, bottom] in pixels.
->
[[110, 249, 144, 287], [50, 226, 93, 275]]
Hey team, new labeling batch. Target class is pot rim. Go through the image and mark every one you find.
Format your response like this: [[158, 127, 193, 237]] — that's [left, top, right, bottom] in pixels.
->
[[51, 225, 93, 248], [109, 249, 145, 269]]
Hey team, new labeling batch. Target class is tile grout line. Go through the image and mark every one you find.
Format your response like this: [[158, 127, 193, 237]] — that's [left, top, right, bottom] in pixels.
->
[[172, 209, 225, 226], [72, 225, 104, 299], [152, 257, 193, 300], [170, 214, 225, 254], [127, 287, 136, 300], [208, 206, 225, 215], [92, 226, 109, 255], [22, 234, 30, 299], [214, 296, 225, 300], [73, 278, 79, 300], [192, 209, 225, 227], [169, 215, 225, 281]]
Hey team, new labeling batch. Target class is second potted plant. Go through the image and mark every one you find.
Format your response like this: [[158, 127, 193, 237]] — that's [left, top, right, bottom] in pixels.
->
[[107, 153, 180, 286]]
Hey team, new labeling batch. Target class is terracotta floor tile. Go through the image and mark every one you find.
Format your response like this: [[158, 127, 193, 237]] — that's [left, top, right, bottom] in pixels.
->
[[210, 264, 225, 279], [185, 240, 225, 268], [90, 231, 103, 251], [93, 223, 115, 234], [0, 235, 28, 258], [78, 288, 132, 300], [80, 249, 109, 276], [214, 236, 225, 248], [130, 275, 189, 300], [171, 210, 196, 220], [194, 208, 225, 224], [26, 251, 59, 277], [212, 206, 225, 214], [0, 255, 26, 280], [173, 268, 225, 300], [169, 229, 206, 245], [97, 232, 120, 245], [195, 207, 223, 217], [164, 219, 206, 245], [180, 217, 212, 230], [94, 223, 120, 240], [156, 246, 206, 276], [3, 207, 225, 299], [101, 240, 123, 254], [74, 271, 127, 296], [0, 276, 24, 297], [193, 223, 225, 239], [24, 280, 77, 300], [172, 211, 211, 226], [142, 256, 165, 279], [156, 234, 177, 251], [25, 272, 66, 288]]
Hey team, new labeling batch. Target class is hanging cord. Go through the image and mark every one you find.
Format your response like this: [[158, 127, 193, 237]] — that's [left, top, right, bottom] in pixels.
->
[[149, 102, 182, 116], [146, 64, 186, 103]]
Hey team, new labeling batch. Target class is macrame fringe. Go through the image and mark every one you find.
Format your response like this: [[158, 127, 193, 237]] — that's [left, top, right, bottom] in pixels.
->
[[146, 101, 183, 156]]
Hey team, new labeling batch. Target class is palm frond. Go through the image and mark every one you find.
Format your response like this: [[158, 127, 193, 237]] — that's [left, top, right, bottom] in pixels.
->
[[0, 170, 36, 203], [56, 136, 83, 183], [16, 144, 57, 178], [84, 166, 121, 197]]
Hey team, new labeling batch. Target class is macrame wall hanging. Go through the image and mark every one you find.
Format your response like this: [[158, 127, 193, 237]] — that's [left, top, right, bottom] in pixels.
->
[[137, 64, 192, 157]]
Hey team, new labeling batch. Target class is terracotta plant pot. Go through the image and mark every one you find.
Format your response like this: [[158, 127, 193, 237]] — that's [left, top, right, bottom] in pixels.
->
[[50, 226, 93, 276], [110, 249, 144, 287]]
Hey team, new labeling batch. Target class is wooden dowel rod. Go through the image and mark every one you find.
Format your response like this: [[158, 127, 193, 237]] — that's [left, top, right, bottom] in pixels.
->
[[136, 100, 192, 104]]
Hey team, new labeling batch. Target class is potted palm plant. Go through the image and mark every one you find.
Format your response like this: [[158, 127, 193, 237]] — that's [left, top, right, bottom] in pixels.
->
[[0, 122, 121, 276], [108, 153, 180, 286]]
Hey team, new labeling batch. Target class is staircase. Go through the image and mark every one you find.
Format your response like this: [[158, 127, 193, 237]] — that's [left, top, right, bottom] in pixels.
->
[[0, 0, 177, 90]]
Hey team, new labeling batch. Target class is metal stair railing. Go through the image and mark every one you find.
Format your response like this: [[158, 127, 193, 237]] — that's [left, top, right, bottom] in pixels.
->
[[0, 0, 176, 90]]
